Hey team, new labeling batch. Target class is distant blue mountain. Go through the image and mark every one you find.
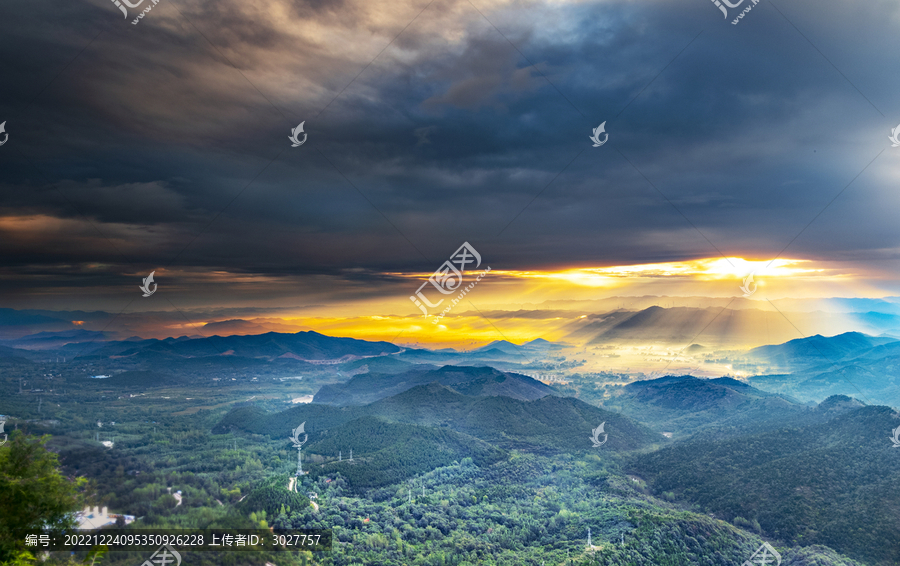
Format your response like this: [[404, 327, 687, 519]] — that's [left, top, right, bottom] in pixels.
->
[[474, 340, 528, 355], [81, 330, 401, 361], [0, 329, 110, 350], [747, 331, 897, 369], [746, 333, 900, 406], [0, 308, 109, 326], [0, 308, 68, 326], [473, 338, 564, 355]]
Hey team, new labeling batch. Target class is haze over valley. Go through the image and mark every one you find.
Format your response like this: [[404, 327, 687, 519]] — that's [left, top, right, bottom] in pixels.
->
[[3, 0, 900, 563]]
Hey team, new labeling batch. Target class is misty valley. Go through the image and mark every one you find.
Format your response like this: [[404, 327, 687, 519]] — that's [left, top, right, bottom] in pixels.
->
[[2, 320, 899, 566], [5, 0, 900, 563]]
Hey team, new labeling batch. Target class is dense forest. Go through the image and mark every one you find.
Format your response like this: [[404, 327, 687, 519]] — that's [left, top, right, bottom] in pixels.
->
[[0, 348, 888, 566], [630, 404, 900, 565]]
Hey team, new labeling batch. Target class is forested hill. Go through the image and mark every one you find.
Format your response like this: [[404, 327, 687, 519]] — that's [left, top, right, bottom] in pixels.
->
[[366, 382, 661, 451], [601, 374, 818, 439], [299, 416, 507, 488], [253, 449, 869, 566], [630, 404, 900, 566], [313, 365, 554, 406], [217, 383, 663, 457], [620, 375, 789, 411]]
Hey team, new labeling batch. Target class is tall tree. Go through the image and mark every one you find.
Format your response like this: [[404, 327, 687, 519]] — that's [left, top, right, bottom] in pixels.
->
[[0, 434, 84, 563]]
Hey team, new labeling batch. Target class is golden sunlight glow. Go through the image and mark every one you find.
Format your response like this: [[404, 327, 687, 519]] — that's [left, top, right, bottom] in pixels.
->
[[100, 256, 867, 350], [491, 257, 822, 287]]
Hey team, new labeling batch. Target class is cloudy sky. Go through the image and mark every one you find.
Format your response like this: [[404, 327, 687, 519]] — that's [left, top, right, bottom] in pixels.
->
[[1, 0, 899, 342]]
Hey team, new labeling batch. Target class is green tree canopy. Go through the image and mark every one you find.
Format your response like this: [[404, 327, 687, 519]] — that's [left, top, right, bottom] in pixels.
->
[[0, 434, 84, 563]]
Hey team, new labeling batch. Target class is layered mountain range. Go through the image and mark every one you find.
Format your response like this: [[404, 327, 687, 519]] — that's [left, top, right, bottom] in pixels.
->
[[211, 357, 898, 564]]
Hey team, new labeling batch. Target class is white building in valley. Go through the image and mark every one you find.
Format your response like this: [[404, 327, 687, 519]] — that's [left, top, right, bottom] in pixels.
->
[[75, 506, 135, 530]]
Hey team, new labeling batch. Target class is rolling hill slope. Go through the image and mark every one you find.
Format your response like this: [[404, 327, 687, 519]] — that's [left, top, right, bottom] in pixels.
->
[[601, 375, 816, 439], [304, 416, 506, 487], [630, 404, 900, 566], [313, 365, 554, 406], [218, 381, 663, 457], [366, 382, 662, 451]]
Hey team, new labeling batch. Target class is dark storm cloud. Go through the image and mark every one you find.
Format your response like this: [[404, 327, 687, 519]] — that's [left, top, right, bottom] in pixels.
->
[[1, 0, 899, 307]]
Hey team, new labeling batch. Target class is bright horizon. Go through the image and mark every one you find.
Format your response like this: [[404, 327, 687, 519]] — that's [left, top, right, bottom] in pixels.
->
[[3, 251, 896, 353]]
